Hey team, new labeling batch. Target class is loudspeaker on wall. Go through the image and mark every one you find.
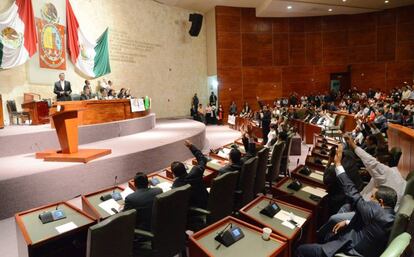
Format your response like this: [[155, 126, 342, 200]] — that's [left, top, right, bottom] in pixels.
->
[[189, 13, 203, 37]]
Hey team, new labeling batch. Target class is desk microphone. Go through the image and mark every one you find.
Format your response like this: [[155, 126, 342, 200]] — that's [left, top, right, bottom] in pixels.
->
[[113, 176, 118, 193], [215, 223, 232, 250], [100, 176, 122, 201]]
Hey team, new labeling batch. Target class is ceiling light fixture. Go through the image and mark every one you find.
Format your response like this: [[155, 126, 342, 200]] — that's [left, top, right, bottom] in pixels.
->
[[385, 0, 389, 3], [287, 5, 292, 9], [342, 0, 346, 2], [328, 8, 333, 12]]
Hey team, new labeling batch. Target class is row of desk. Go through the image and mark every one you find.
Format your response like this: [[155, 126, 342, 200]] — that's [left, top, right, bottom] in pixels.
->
[[15, 138, 331, 257], [19, 99, 150, 126]]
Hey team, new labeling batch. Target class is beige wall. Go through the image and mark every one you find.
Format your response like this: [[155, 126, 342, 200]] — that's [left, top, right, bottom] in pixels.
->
[[0, 0, 208, 124]]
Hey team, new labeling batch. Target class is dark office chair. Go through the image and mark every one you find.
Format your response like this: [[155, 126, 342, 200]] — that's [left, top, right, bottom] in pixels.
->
[[280, 134, 293, 177], [6, 100, 30, 125], [86, 209, 136, 257], [134, 185, 191, 257], [267, 141, 285, 188], [389, 147, 402, 167], [188, 172, 239, 231], [254, 147, 270, 196], [234, 157, 258, 210]]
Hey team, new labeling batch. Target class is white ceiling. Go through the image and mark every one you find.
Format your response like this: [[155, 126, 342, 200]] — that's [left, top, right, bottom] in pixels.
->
[[154, 0, 414, 17]]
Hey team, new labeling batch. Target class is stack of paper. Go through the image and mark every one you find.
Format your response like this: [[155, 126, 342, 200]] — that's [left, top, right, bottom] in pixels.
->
[[98, 199, 121, 215], [309, 172, 323, 181], [301, 186, 328, 198], [274, 210, 306, 230], [55, 222, 78, 234], [157, 182, 172, 192], [121, 187, 134, 200]]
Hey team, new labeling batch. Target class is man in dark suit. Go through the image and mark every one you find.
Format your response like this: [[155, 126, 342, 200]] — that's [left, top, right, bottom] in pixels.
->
[[218, 148, 243, 175], [171, 140, 209, 209], [54, 73, 72, 101], [297, 145, 396, 257], [123, 173, 162, 231]]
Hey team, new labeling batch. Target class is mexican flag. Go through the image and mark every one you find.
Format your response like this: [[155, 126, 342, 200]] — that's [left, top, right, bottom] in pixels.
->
[[66, 0, 110, 78], [0, 0, 37, 69]]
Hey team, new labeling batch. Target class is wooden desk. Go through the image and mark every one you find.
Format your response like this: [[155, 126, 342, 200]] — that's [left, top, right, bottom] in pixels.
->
[[272, 177, 328, 227], [292, 119, 322, 145], [21, 101, 50, 125], [304, 155, 329, 172], [15, 201, 95, 257], [189, 216, 288, 257], [387, 123, 414, 177], [291, 165, 326, 189], [235, 117, 263, 138], [161, 161, 217, 187], [332, 111, 356, 132], [192, 157, 229, 173], [49, 99, 150, 126], [0, 94, 4, 128], [81, 186, 125, 220], [240, 196, 313, 256], [304, 123, 322, 144]]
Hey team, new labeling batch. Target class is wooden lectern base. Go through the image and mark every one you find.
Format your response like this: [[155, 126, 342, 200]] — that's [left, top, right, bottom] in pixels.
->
[[36, 149, 112, 163]]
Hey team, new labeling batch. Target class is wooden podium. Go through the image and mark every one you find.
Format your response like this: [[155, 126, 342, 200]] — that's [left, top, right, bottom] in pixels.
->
[[36, 107, 111, 163]]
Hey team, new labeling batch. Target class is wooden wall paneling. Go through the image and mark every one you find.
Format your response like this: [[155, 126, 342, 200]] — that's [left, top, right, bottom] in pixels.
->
[[351, 63, 386, 91], [323, 47, 348, 65], [242, 33, 273, 66], [217, 49, 242, 67], [289, 17, 305, 33], [217, 31, 241, 50], [273, 33, 289, 65], [241, 8, 272, 33], [273, 18, 289, 33], [306, 32, 323, 65], [289, 32, 306, 65], [216, 6, 414, 112], [348, 46, 376, 63], [377, 26, 396, 61], [304, 17, 322, 32]]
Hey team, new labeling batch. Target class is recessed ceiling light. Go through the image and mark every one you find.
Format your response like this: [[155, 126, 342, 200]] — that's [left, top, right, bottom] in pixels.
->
[[287, 5, 292, 9], [328, 8, 333, 12], [385, 0, 389, 3], [342, 0, 347, 2]]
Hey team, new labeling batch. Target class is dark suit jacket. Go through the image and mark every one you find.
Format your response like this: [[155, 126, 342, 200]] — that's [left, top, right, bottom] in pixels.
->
[[123, 187, 163, 231], [321, 172, 395, 257], [54, 80, 72, 101], [172, 145, 209, 209], [323, 150, 363, 214]]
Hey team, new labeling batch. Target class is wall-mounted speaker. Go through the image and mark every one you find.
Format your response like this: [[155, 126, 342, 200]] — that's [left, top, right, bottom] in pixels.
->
[[189, 13, 203, 37]]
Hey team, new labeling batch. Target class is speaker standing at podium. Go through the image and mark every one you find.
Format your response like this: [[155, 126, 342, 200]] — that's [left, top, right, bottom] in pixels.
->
[[54, 73, 72, 101]]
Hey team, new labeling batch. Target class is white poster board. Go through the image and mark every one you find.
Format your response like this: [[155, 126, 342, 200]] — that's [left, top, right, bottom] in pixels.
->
[[228, 114, 236, 125], [130, 98, 145, 112]]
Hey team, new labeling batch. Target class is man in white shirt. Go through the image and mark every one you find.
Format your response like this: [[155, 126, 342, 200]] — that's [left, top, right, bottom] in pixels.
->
[[344, 134, 405, 209]]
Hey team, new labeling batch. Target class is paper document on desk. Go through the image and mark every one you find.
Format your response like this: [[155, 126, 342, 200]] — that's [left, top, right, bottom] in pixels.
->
[[309, 172, 323, 181], [157, 182, 172, 192], [99, 199, 121, 215], [207, 159, 227, 170], [314, 170, 324, 175], [274, 210, 306, 229], [55, 222, 77, 234], [121, 187, 134, 200], [301, 186, 328, 198], [217, 150, 229, 159]]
